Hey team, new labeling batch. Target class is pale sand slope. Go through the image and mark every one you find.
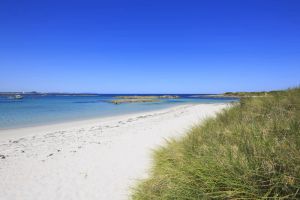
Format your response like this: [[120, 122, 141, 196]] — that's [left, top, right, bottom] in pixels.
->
[[0, 103, 228, 200]]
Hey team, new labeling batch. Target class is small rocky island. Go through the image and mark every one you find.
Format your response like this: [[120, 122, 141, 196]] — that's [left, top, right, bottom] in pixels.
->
[[108, 95, 180, 104]]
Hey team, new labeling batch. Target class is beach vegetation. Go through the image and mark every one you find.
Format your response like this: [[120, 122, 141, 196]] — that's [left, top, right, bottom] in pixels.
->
[[132, 88, 300, 199]]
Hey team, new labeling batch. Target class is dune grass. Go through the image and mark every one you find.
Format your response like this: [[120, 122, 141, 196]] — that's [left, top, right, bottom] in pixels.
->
[[132, 88, 300, 199]]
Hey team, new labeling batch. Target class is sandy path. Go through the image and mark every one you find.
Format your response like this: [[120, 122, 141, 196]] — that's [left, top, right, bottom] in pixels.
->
[[0, 103, 227, 200]]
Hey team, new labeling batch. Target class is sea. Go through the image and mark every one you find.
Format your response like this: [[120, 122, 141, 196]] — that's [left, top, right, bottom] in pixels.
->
[[0, 94, 238, 130]]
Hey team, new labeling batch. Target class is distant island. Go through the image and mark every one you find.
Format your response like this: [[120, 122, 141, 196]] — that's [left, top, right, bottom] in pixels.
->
[[108, 95, 180, 104]]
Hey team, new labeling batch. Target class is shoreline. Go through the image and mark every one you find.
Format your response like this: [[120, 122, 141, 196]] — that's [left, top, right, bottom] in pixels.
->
[[0, 104, 183, 138], [0, 103, 228, 200], [0, 102, 224, 140], [0, 103, 178, 132]]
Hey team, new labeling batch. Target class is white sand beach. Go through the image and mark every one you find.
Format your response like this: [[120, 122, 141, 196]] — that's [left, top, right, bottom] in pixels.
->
[[0, 103, 228, 200]]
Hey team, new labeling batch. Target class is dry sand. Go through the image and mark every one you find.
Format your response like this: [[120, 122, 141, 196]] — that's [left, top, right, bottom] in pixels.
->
[[0, 103, 228, 200]]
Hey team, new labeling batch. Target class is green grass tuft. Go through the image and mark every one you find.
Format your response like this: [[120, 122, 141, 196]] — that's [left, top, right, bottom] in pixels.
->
[[132, 88, 300, 199]]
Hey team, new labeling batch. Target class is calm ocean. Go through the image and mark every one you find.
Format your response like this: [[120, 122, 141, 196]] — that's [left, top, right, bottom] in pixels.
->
[[0, 94, 237, 130]]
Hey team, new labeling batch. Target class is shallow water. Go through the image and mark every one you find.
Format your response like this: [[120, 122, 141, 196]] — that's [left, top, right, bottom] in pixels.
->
[[0, 94, 237, 129]]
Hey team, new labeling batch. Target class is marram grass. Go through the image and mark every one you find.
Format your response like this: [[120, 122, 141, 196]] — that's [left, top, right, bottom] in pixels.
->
[[132, 88, 300, 199]]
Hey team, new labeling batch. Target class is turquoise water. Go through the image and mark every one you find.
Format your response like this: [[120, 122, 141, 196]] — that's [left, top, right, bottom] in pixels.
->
[[0, 95, 237, 129]]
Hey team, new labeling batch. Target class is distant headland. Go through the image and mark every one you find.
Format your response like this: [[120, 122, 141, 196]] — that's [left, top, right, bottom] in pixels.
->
[[0, 92, 100, 97]]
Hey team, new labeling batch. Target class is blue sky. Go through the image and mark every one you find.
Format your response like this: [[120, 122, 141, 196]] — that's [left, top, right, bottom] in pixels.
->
[[0, 0, 299, 93]]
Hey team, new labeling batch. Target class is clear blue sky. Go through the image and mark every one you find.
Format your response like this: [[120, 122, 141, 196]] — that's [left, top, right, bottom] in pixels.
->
[[0, 0, 299, 93]]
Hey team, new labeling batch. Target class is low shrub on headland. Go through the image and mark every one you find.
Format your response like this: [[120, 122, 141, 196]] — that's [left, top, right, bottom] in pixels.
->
[[132, 88, 300, 199], [223, 90, 283, 97]]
